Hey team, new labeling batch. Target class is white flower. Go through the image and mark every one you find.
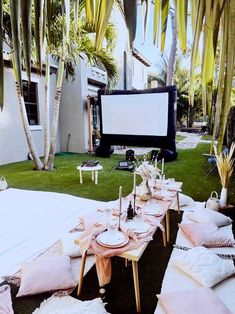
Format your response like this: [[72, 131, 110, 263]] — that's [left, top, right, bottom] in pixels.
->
[[136, 160, 160, 179]]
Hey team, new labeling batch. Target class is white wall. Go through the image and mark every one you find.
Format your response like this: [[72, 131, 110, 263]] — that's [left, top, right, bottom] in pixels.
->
[[110, 8, 132, 90], [132, 58, 149, 89], [0, 67, 58, 165], [60, 58, 90, 153]]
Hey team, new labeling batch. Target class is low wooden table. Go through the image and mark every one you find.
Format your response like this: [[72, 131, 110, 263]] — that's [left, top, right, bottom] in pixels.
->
[[76, 183, 182, 312], [77, 165, 103, 184]]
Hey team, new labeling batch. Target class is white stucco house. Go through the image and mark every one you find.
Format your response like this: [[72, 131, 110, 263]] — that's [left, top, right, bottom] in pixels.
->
[[0, 7, 151, 165]]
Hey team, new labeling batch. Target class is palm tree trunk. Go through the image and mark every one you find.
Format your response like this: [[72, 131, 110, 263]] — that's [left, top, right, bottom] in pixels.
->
[[166, 9, 177, 86], [45, 58, 64, 170], [44, 53, 50, 165], [217, 0, 235, 153], [15, 81, 44, 170]]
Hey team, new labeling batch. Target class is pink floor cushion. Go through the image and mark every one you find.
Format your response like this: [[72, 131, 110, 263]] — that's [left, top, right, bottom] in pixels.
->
[[17, 256, 76, 297], [157, 287, 232, 314], [179, 222, 234, 247], [0, 285, 14, 314]]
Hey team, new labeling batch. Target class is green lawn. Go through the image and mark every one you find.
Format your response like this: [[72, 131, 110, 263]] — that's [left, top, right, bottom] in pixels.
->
[[0, 143, 234, 204], [201, 134, 213, 140], [176, 135, 186, 142]]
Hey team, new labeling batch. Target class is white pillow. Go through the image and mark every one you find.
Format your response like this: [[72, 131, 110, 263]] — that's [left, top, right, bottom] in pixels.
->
[[62, 232, 93, 258], [188, 208, 232, 227], [171, 193, 194, 209], [179, 193, 194, 206], [173, 246, 235, 287]]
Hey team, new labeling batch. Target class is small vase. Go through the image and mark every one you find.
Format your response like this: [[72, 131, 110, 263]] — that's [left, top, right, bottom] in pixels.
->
[[219, 187, 228, 208], [139, 177, 152, 201]]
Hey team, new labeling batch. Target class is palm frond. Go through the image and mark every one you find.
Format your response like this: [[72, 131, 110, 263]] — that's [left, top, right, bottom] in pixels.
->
[[161, 0, 169, 52], [175, 0, 188, 53], [123, 0, 137, 48], [141, 0, 149, 42], [34, 0, 44, 71], [95, 0, 114, 51], [20, 0, 32, 82], [153, 0, 161, 45]]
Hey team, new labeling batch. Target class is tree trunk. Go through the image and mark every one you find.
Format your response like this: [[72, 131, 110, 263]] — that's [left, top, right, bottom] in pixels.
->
[[44, 53, 50, 165], [166, 10, 177, 86], [45, 58, 65, 170], [15, 81, 44, 170]]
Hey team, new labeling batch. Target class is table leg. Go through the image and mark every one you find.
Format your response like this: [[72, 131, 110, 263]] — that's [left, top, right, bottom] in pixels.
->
[[77, 253, 87, 295], [95, 171, 98, 184], [176, 192, 180, 214], [132, 260, 141, 313], [79, 169, 83, 184], [161, 216, 167, 247], [166, 209, 170, 243], [91, 170, 95, 181]]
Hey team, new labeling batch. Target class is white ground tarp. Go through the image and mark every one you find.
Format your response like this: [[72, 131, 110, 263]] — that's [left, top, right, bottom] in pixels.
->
[[0, 188, 106, 278]]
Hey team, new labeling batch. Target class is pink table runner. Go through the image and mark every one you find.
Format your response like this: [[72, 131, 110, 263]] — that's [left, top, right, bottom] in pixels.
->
[[78, 200, 167, 286]]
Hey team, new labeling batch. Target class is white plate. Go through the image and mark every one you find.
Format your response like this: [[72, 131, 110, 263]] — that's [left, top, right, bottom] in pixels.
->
[[96, 230, 129, 248], [125, 220, 150, 234], [144, 207, 164, 216]]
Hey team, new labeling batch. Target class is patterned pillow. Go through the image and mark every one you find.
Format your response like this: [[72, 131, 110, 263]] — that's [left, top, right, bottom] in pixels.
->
[[172, 246, 235, 287], [179, 222, 234, 247]]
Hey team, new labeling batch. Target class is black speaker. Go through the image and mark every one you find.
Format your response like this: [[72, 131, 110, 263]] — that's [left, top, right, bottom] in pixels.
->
[[126, 149, 135, 161], [157, 149, 178, 162], [95, 142, 114, 158]]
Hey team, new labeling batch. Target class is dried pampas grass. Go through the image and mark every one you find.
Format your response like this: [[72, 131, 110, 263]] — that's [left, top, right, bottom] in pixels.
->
[[214, 142, 235, 188]]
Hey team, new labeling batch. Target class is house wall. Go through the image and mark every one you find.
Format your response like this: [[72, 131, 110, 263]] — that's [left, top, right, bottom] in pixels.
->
[[60, 56, 107, 153], [110, 8, 132, 90], [0, 67, 58, 165], [132, 58, 149, 89]]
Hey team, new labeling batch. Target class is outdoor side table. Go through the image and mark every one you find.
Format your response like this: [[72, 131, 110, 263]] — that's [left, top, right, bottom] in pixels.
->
[[77, 165, 103, 184]]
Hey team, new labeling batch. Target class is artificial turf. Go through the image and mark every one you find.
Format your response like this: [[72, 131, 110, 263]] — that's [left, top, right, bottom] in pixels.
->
[[0, 143, 234, 204]]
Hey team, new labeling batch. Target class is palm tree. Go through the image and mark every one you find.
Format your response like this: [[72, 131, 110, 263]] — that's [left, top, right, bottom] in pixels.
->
[[2, 0, 117, 170], [1, 0, 234, 154], [44, 9, 118, 170]]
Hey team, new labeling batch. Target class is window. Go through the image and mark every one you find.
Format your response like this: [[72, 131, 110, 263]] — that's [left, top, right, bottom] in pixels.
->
[[23, 81, 39, 125]]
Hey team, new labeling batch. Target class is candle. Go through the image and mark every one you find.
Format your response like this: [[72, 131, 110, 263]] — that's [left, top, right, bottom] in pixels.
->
[[118, 186, 122, 230], [119, 186, 122, 213], [133, 172, 136, 195], [162, 158, 164, 174]]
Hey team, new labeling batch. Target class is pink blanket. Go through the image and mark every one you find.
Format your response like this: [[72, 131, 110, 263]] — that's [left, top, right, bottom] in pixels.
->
[[79, 210, 164, 286], [0, 285, 14, 314]]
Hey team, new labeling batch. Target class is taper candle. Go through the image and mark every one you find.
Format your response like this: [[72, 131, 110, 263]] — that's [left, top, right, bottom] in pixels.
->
[[162, 158, 164, 174], [133, 172, 136, 195], [119, 186, 122, 213]]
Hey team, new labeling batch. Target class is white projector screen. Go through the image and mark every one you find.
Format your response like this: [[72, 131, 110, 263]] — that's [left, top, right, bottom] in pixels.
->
[[101, 93, 169, 136]]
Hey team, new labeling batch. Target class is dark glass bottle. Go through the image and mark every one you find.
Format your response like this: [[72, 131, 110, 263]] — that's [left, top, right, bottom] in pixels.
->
[[127, 201, 134, 219]]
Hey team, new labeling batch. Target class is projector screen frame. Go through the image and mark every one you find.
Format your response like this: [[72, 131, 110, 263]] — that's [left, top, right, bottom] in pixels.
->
[[97, 86, 177, 151]]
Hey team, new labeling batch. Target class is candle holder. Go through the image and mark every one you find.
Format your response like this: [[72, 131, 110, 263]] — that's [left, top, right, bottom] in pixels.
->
[[118, 211, 122, 231], [133, 192, 136, 215]]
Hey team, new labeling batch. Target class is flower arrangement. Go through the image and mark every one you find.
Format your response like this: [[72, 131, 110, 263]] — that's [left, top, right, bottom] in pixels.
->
[[214, 142, 235, 188], [135, 154, 161, 180]]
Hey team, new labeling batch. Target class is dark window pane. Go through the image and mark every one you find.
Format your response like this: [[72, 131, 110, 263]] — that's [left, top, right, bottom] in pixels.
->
[[23, 81, 39, 125]]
